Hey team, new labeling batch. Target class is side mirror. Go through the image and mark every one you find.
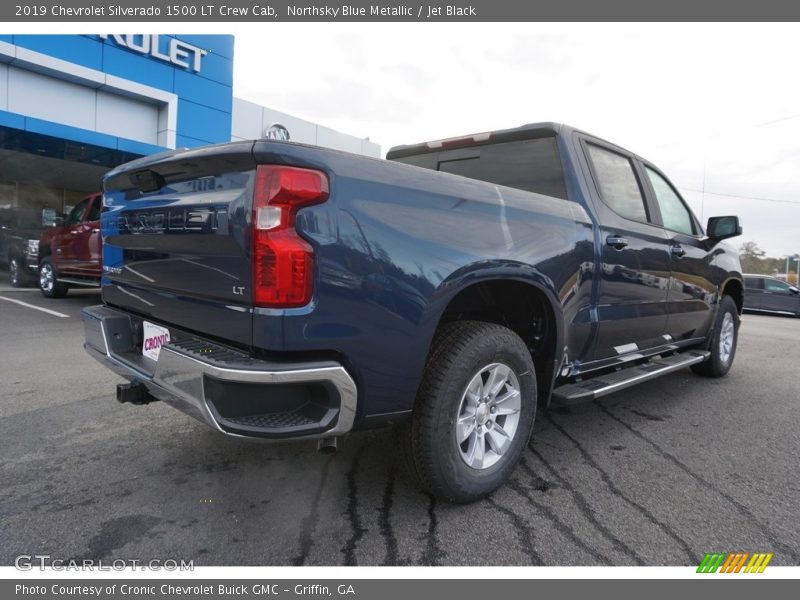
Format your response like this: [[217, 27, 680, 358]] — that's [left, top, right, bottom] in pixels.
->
[[706, 215, 742, 241], [790, 286, 800, 295]]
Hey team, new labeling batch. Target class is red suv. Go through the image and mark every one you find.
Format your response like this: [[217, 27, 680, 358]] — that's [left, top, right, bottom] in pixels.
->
[[39, 192, 102, 298]]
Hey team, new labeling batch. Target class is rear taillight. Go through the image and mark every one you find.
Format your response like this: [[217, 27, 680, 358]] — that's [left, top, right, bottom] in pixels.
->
[[251, 165, 329, 308]]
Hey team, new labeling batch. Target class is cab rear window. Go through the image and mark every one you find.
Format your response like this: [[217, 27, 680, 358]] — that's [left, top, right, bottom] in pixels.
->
[[394, 137, 569, 200]]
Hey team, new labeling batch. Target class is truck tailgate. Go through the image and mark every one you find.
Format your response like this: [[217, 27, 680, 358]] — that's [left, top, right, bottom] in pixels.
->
[[101, 142, 257, 349]]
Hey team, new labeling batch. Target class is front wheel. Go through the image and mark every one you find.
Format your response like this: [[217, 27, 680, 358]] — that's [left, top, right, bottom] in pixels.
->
[[39, 258, 68, 298], [9, 257, 28, 288], [397, 321, 537, 503], [691, 295, 739, 377]]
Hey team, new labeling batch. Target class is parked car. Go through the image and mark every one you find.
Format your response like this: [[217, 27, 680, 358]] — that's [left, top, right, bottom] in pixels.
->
[[82, 123, 743, 502], [0, 212, 45, 287], [743, 274, 800, 317], [38, 192, 103, 298]]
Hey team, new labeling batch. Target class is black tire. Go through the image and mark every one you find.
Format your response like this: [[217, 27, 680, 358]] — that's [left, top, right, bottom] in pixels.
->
[[396, 320, 537, 503], [39, 257, 68, 298], [691, 295, 739, 377], [9, 257, 29, 288]]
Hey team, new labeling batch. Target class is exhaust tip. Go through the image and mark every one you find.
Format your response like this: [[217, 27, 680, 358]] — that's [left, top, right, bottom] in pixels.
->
[[316, 437, 338, 454]]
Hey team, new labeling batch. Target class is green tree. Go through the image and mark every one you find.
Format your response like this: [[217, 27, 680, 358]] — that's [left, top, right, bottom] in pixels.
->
[[739, 241, 792, 277], [739, 241, 770, 274]]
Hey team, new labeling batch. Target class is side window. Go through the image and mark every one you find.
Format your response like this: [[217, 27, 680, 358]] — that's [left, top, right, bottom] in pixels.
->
[[645, 167, 695, 235], [744, 277, 763, 290], [66, 199, 88, 225], [85, 197, 101, 222], [586, 144, 648, 222], [764, 279, 791, 293]]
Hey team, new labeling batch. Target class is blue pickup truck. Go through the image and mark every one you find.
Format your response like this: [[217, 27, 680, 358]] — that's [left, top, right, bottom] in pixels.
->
[[82, 123, 743, 502]]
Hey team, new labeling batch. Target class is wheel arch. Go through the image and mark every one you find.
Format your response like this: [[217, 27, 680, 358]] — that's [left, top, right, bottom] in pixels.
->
[[427, 266, 565, 410], [38, 243, 52, 261], [721, 277, 744, 315]]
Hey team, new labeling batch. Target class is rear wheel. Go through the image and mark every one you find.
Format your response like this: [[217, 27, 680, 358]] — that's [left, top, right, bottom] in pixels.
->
[[691, 295, 739, 377], [397, 321, 537, 503], [39, 258, 68, 298]]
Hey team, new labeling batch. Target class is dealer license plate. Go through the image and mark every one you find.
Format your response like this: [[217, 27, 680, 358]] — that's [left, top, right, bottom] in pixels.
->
[[142, 321, 171, 361]]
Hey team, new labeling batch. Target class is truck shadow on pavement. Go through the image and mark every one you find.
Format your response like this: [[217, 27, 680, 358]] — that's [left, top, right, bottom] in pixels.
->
[[2, 356, 796, 567]]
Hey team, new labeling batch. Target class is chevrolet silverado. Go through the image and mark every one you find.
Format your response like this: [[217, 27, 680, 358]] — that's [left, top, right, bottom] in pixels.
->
[[82, 123, 743, 502]]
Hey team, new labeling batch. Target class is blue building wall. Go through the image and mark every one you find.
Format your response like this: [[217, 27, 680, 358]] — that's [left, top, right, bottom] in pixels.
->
[[0, 34, 234, 153]]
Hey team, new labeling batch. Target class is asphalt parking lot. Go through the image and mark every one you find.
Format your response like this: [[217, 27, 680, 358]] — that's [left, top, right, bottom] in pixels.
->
[[1, 281, 799, 566]]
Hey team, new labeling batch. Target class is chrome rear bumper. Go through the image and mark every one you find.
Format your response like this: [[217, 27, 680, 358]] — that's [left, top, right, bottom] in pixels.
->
[[82, 305, 357, 440]]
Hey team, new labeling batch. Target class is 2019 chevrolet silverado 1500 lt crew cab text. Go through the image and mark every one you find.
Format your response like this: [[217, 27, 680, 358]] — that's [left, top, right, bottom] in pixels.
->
[[82, 123, 743, 502]]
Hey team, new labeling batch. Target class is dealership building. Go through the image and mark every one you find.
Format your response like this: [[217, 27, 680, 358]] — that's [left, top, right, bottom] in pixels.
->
[[0, 34, 380, 222]]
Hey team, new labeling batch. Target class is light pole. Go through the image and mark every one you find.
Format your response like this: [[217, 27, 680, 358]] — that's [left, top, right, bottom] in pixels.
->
[[795, 257, 800, 287], [786, 254, 800, 283]]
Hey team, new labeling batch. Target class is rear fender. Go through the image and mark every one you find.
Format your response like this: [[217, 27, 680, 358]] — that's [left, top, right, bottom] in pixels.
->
[[423, 261, 566, 405]]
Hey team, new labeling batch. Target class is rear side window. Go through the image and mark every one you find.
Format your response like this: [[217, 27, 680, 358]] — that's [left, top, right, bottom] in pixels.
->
[[395, 137, 568, 200], [586, 144, 648, 223], [744, 277, 763, 289]]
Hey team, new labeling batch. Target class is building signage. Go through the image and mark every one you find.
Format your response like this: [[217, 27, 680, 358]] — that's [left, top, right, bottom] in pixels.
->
[[98, 34, 207, 73]]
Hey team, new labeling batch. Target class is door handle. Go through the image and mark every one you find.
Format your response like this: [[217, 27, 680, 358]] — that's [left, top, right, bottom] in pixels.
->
[[671, 245, 686, 258], [606, 236, 629, 250]]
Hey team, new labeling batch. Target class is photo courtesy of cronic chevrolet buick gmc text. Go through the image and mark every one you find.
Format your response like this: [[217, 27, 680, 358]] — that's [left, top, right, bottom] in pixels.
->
[[81, 123, 743, 502]]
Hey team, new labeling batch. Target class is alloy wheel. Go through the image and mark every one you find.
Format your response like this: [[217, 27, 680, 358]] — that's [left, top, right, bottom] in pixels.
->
[[455, 362, 522, 470], [40, 263, 54, 293], [719, 312, 735, 364]]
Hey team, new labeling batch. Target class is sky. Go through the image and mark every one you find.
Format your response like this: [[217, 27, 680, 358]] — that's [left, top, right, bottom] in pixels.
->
[[230, 22, 800, 259]]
